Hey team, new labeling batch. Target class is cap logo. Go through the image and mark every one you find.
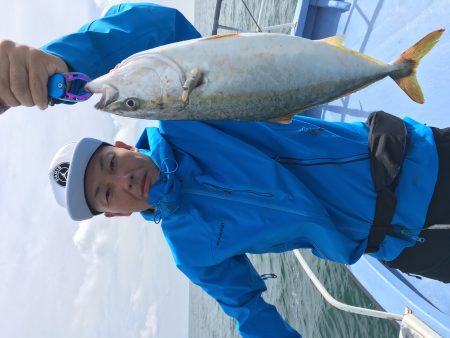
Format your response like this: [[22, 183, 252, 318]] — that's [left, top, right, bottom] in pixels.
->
[[53, 162, 70, 187]]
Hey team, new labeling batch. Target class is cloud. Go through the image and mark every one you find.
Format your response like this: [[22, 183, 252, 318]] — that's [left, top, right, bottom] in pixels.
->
[[140, 303, 159, 338], [68, 214, 188, 338], [70, 218, 119, 338]]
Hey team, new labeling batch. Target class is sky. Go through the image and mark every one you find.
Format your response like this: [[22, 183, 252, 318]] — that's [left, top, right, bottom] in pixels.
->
[[0, 1, 195, 338]]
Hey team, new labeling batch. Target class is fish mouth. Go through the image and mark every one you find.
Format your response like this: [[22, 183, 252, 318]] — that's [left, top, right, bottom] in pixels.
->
[[85, 83, 119, 110]]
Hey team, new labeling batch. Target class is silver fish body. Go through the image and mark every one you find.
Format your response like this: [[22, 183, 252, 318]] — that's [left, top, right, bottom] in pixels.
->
[[86, 30, 444, 122]]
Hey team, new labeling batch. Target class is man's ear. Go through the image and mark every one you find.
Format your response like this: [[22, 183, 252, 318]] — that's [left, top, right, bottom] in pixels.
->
[[104, 211, 133, 218], [114, 140, 137, 152]]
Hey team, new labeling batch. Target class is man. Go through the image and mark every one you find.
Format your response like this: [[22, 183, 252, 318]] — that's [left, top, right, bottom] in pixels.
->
[[1, 3, 449, 338]]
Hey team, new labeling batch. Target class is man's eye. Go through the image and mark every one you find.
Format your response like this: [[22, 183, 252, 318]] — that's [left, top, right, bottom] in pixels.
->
[[110, 155, 116, 171], [106, 188, 111, 204]]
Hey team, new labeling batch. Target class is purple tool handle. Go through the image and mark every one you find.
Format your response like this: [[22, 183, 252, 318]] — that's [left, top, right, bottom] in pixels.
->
[[65, 92, 93, 101], [63, 72, 93, 102], [65, 73, 91, 82]]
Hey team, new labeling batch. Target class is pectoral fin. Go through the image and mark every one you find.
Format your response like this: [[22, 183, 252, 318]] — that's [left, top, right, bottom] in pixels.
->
[[182, 68, 203, 103], [267, 113, 295, 124]]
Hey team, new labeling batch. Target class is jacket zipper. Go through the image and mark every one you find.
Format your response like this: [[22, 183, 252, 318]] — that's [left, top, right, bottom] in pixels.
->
[[273, 153, 369, 166], [201, 182, 274, 197], [183, 183, 329, 222]]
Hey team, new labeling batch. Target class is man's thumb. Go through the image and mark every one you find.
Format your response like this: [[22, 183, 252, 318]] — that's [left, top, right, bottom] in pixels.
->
[[46, 54, 69, 75]]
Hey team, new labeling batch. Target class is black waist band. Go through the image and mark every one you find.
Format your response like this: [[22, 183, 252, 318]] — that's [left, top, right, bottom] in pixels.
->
[[365, 111, 409, 254]]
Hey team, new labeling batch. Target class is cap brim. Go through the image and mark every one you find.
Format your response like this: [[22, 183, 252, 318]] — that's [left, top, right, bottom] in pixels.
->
[[66, 138, 103, 221]]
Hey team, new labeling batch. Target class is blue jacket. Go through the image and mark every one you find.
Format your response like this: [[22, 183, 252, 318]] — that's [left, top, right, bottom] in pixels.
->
[[41, 3, 439, 338]]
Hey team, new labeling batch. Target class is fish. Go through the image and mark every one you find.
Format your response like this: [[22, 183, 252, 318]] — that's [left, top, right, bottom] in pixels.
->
[[85, 29, 444, 123]]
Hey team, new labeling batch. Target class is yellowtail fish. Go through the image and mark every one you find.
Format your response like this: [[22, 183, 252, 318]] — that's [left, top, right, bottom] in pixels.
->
[[86, 29, 444, 123]]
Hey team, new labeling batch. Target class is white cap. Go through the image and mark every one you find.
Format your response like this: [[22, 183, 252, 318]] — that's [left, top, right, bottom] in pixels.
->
[[49, 138, 103, 221]]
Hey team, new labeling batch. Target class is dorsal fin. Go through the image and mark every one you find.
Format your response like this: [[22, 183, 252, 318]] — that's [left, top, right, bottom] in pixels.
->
[[320, 36, 345, 48], [201, 33, 240, 41]]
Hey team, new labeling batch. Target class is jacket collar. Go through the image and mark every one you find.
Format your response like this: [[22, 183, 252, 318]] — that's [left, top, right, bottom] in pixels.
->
[[135, 127, 180, 221]]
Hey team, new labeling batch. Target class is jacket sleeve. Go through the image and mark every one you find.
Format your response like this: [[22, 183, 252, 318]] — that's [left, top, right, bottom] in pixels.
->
[[180, 255, 302, 338], [40, 3, 201, 79]]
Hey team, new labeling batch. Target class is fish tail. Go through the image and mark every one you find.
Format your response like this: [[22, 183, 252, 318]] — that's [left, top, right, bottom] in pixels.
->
[[390, 29, 445, 103]]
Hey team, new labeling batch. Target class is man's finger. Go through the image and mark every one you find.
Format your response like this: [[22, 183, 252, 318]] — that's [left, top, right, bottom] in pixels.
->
[[39, 52, 69, 108], [28, 64, 49, 109], [45, 52, 69, 75], [9, 48, 34, 107], [0, 48, 20, 107]]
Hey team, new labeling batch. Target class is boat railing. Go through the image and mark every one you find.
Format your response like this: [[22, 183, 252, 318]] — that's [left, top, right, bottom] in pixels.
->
[[293, 250, 443, 338], [212, 0, 296, 35], [212, 0, 352, 37]]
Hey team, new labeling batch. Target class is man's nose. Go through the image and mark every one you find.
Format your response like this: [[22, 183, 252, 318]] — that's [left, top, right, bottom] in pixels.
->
[[113, 173, 135, 189]]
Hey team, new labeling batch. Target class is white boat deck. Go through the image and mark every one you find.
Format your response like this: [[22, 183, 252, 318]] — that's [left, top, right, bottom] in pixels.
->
[[291, 0, 450, 336]]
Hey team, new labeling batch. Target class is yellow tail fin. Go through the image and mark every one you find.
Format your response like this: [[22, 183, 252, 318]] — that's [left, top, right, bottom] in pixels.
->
[[391, 29, 445, 103]]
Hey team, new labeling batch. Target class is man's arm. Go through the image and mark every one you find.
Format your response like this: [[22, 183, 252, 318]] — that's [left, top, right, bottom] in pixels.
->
[[41, 3, 201, 80], [180, 255, 301, 338], [0, 3, 200, 114]]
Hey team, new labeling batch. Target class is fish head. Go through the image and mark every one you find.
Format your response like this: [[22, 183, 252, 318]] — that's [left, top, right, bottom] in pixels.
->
[[85, 57, 172, 117]]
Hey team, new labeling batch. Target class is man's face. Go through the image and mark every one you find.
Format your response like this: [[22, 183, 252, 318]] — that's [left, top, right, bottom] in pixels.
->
[[84, 141, 160, 217]]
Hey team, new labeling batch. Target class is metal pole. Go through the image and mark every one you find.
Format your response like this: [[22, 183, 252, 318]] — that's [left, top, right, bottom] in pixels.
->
[[240, 0, 263, 32], [402, 312, 442, 338], [293, 250, 404, 321], [257, 0, 266, 26], [212, 0, 224, 35], [260, 23, 296, 32], [217, 24, 244, 32]]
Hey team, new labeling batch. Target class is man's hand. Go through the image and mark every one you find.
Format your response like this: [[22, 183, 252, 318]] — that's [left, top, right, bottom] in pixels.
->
[[0, 39, 68, 114]]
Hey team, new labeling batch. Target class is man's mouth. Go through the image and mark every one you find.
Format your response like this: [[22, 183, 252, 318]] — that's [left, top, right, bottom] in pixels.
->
[[141, 171, 150, 198]]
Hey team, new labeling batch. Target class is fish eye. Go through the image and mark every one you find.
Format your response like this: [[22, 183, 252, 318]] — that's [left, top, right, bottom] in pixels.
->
[[126, 99, 135, 107], [124, 98, 138, 110]]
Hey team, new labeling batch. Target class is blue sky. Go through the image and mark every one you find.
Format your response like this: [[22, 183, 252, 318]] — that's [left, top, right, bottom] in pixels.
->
[[0, 1, 194, 337]]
